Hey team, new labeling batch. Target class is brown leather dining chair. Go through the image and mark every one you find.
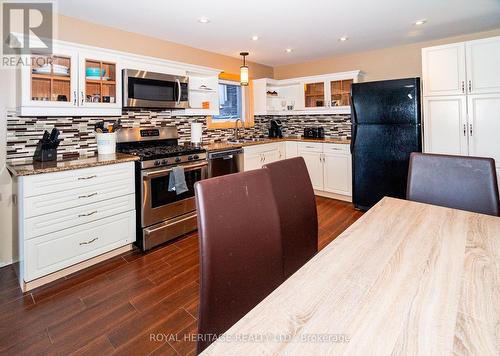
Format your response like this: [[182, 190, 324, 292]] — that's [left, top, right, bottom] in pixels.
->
[[407, 152, 500, 216], [194, 169, 285, 354], [263, 157, 318, 278]]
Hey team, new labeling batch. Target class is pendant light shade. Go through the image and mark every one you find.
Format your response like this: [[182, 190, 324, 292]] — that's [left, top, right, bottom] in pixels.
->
[[240, 52, 249, 86]]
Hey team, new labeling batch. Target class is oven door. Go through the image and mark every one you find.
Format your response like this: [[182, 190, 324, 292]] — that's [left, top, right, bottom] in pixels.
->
[[141, 161, 207, 227], [123, 69, 189, 109]]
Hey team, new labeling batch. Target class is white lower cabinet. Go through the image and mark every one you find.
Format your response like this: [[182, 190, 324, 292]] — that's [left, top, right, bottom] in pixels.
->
[[16, 162, 136, 287], [323, 153, 352, 196], [298, 142, 352, 200], [25, 211, 135, 281], [243, 143, 280, 171], [243, 141, 352, 200], [299, 150, 324, 190]]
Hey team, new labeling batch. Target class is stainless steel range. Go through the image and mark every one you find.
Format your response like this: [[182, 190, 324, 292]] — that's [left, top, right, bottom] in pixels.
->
[[116, 127, 207, 250]]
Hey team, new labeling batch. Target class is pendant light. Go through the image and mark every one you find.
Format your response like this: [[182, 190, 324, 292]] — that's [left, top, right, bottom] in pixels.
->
[[239, 52, 249, 86]]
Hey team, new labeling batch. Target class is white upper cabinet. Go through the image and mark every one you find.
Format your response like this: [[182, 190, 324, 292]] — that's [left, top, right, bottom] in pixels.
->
[[16, 36, 221, 117], [19, 44, 80, 116], [253, 71, 360, 116], [422, 36, 500, 97], [422, 43, 466, 96], [466, 37, 500, 94], [423, 96, 468, 155], [78, 50, 122, 111], [467, 94, 500, 164]]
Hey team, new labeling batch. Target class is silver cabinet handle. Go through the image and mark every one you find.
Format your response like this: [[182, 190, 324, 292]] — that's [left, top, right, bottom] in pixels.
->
[[73, 91, 77, 105], [463, 124, 466, 136], [78, 175, 97, 180], [78, 210, 97, 218], [81, 91, 84, 105], [469, 123, 473, 136], [461, 81, 465, 93], [306, 146, 316, 149], [79, 237, 98, 246], [78, 192, 98, 199], [468, 81, 472, 92]]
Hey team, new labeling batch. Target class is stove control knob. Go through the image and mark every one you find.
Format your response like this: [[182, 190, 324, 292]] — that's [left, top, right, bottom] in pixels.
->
[[193, 155, 199, 160], [161, 159, 168, 165], [188, 156, 194, 161], [175, 157, 181, 163], [154, 160, 161, 166]]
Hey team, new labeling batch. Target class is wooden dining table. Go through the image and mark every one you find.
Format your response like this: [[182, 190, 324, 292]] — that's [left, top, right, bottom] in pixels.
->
[[201, 197, 500, 355]]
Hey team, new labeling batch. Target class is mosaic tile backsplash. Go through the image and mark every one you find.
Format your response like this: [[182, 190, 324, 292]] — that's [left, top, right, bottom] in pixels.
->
[[6, 110, 351, 163]]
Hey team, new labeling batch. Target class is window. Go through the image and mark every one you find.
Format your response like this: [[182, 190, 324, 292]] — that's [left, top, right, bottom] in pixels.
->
[[212, 80, 245, 122]]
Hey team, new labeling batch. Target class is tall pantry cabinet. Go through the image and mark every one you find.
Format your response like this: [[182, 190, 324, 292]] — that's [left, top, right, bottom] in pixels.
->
[[422, 36, 500, 183]]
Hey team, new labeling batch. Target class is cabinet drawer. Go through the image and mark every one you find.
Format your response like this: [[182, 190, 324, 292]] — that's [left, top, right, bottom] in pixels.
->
[[298, 142, 323, 153], [243, 143, 279, 155], [24, 175, 135, 218], [24, 194, 135, 240], [22, 162, 135, 198], [323, 143, 350, 154], [24, 210, 136, 282]]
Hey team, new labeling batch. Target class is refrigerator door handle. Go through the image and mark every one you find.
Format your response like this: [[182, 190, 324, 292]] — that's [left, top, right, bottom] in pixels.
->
[[350, 124, 357, 154]]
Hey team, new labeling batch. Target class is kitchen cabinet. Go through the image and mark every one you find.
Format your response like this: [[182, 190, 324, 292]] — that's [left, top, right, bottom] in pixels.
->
[[422, 36, 500, 187], [467, 94, 500, 181], [19, 44, 80, 116], [297, 142, 352, 200], [78, 50, 122, 111], [284, 141, 298, 158], [423, 96, 468, 155], [14, 162, 136, 290], [243, 143, 280, 171], [422, 36, 500, 96], [15, 34, 221, 117], [19, 46, 122, 116], [466, 37, 500, 94], [242, 141, 352, 200], [422, 43, 466, 96], [253, 71, 360, 116], [323, 152, 352, 196], [299, 150, 324, 190]]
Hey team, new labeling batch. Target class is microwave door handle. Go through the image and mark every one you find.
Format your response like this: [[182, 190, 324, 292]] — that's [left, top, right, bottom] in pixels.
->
[[176, 79, 181, 106]]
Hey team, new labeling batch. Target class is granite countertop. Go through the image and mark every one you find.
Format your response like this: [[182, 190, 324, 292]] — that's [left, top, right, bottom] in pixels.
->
[[7, 153, 139, 177], [203, 137, 351, 152]]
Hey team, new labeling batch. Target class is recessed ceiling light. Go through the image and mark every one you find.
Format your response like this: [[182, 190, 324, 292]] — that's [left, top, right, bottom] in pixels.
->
[[414, 19, 427, 25], [339, 36, 348, 42], [251, 35, 259, 41], [198, 17, 210, 24], [285, 48, 293, 53]]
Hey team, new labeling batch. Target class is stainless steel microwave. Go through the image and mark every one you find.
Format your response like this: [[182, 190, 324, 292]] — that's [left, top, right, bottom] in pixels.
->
[[122, 69, 189, 109]]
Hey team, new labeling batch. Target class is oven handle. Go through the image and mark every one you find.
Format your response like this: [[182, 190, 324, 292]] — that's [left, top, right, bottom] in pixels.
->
[[143, 161, 207, 179], [144, 212, 197, 236]]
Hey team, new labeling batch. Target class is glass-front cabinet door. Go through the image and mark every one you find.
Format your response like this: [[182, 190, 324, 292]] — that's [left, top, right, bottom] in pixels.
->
[[304, 82, 326, 108], [78, 51, 121, 109], [23, 46, 79, 109], [330, 79, 353, 107]]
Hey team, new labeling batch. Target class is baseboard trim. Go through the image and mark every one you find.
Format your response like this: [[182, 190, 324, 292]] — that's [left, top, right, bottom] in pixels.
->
[[21, 244, 133, 292], [314, 190, 352, 202]]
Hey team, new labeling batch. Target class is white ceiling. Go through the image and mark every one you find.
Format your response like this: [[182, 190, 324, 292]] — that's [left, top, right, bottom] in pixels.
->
[[56, 0, 500, 66]]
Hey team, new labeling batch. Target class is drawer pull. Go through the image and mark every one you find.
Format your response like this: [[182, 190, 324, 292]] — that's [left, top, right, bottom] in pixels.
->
[[78, 175, 97, 180], [78, 192, 98, 199], [79, 237, 98, 246], [78, 210, 98, 218], [305, 146, 316, 149]]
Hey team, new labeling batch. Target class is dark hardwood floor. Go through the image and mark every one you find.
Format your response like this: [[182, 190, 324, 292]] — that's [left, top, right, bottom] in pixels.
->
[[0, 196, 363, 355]]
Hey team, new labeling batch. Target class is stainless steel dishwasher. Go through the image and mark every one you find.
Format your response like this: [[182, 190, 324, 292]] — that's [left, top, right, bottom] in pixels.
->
[[207, 148, 244, 178]]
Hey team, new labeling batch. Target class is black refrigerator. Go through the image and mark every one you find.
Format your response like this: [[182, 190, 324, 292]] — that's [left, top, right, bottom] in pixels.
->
[[350, 78, 422, 211]]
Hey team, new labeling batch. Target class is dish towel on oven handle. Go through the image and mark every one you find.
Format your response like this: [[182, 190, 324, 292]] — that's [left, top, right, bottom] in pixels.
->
[[168, 166, 189, 195]]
